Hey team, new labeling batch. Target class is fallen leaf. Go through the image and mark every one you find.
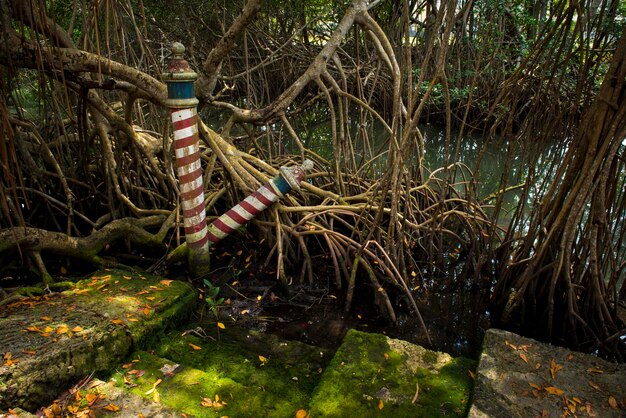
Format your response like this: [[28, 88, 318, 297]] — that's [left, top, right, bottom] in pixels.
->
[[160, 280, 173, 286], [143, 307, 150, 316], [544, 386, 564, 396], [85, 393, 98, 404], [44, 326, 53, 333], [259, 355, 268, 366], [505, 340, 518, 350], [160, 364, 180, 376], [41, 316, 52, 321], [587, 367, 604, 374], [112, 319, 124, 325], [608, 395, 618, 409], [189, 343, 202, 351], [549, 358, 562, 380], [519, 353, 529, 364], [145, 378, 162, 395], [295, 409, 309, 418], [3, 352, 15, 366], [72, 326, 83, 333], [529, 382, 542, 390], [103, 404, 120, 412], [128, 317, 139, 322], [22, 349, 36, 355], [56, 325, 69, 334], [153, 389, 160, 403], [468, 370, 475, 380], [588, 380, 601, 391], [378, 399, 384, 410], [201, 397, 213, 407], [217, 322, 225, 329], [24, 326, 43, 333]]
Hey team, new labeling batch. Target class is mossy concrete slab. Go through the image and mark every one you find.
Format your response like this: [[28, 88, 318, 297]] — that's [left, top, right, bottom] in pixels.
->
[[109, 326, 331, 417], [309, 329, 476, 417], [468, 328, 626, 418], [0, 269, 196, 412]]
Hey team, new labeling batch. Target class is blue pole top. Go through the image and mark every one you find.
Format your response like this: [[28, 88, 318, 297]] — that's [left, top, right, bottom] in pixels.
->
[[164, 42, 199, 108]]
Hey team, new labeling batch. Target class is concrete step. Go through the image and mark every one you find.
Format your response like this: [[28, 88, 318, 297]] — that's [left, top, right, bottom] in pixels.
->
[[0, 269, 196, 411]]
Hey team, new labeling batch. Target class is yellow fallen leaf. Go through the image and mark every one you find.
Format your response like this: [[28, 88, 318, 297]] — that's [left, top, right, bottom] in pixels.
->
[[378, 399, 384, 410], [103, 404, 120, 412], [44, 326, 53, 333], [550, 358, 562, 380], [40, 316, 52, 321], [259, 355, 268, 366], [160, 279, 173, 286], [519, 353, 529, 364], [544, 386, 564, 395], [128, 317, 139, 322], [295, 409, 309, 418], [143, 307, 150, 316], [505, 340, 518, 350], [201, 397, 213, 407], [529, 382, 542, 390], [112, 319, 124, 325], [217, 322, 225, 329], [24, 326, 43, 333], [85, 393, 98, 404], [72, 326, 83, 333], [189, 343, 202, 351], [608, 395, 618, 409], [145, 379, 162, 395], [56, 325, 69, 334]]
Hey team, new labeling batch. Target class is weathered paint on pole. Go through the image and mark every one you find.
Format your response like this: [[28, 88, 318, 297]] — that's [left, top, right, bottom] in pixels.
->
[[206, 160, 314, 246], [164, 42, 210, 277]]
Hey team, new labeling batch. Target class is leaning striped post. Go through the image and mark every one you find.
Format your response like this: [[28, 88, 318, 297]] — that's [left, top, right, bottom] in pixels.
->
[[206, 160, 314, 246], [164, 42, 210, 277]]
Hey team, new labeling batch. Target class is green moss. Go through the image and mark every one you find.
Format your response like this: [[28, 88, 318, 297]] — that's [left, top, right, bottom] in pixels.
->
[[67, 268, 197, 348], [112, 348, 313, 417], [309, 329, 476, 417]]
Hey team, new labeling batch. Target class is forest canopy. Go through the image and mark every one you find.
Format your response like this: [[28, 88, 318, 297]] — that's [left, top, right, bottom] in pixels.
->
[[1, 0, 625, 360]]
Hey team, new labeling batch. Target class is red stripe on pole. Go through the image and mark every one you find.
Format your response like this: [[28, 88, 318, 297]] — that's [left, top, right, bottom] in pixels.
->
[[176, 151, 200, 168], [188, 234, 209, 249], [207, 230, 221, 244], [185, 222, 206, 235], [213, 218, 235, 235], [173, 115, 197, 130], [225, 208, 248, 224], [183, 202, 205, 218], [175, 134, 198, 149], [239, 200, 260, 217], [179, 167, 203, 184], [252, 187, 274, 207], [181, 184, 204, 202]]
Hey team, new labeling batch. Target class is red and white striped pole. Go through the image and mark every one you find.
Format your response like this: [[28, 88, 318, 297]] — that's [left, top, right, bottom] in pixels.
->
[[165, 42, 210, 277], [206, 160, 314, 246]]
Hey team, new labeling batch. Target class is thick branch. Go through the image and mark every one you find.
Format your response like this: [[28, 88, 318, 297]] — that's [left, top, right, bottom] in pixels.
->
[[0, 215, 173, 263]]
